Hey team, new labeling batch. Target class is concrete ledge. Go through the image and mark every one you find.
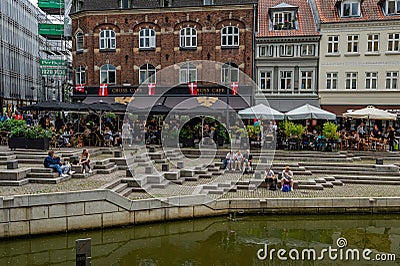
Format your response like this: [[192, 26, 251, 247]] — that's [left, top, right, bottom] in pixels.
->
[[1, 190, 400, 238]]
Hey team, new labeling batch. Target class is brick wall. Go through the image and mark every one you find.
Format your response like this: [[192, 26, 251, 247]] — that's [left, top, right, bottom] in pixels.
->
[[72, 6, 255, 86]]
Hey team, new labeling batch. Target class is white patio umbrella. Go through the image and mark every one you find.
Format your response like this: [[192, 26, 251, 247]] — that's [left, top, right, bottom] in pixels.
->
[[238, 104, 285, 120], [343, 105, 396, 120], [285, 104, 336, 120]]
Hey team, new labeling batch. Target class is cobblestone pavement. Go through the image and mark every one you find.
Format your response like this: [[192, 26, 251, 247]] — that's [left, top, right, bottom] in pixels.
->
[[0, 147, 399, 199]]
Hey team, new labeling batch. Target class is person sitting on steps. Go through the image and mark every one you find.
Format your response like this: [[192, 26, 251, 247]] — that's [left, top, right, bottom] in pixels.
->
[[79, 148, 93, 174], [281, 165, 294, 191], [44, 150, 73, 177], [265, 167, 277, 190]]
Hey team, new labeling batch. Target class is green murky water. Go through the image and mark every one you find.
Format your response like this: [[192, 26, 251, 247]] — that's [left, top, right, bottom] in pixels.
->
[[1, 214, 399, 265]]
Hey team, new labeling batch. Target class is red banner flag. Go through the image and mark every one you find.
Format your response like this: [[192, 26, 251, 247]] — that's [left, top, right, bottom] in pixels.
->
[[188, 82, 198, 95], [148, 83, 156, 95], [98, 84, 108, 96], [230, 82, 239, 95], [75, 84, 85, 93]]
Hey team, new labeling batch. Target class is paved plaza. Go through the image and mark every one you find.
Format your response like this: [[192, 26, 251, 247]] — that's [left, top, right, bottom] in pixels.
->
[[0, 146, 399, 201]]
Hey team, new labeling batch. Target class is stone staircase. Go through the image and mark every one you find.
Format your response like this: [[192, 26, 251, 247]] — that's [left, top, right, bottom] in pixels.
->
[[93, 159, 118, 174]]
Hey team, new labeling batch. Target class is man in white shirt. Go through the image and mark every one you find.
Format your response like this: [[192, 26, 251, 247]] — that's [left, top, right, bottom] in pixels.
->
[[281, 165, 294, 191]]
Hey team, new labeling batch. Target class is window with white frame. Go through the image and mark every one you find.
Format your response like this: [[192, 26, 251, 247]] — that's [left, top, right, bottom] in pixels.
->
[[75, 65, 86, 84], [327, 36, 339, 54], [203, 0, 214, 5], [273, 12, 296, 30], [347, 35, 359, 53], [160, 0, 171, 7], [259, 71, 272, 91], [76, 32, 84, 51], [221, 62, 239, 84], [119, 0, 132, 8], [139, 64, 156, 84], [365, 72, 378, 89], [280, 71, 293, 91], [180, 63, 197, 83], [301, 44, 315, 56], [180, 27, 197, 48], [99, 30, 116, 50], [386, 71, 398, 89], [100, 64, 116, 84], [258, 45, 273, 57], [385, 0, 400, 15], [345, 72, 357, 89], [367, 34, 379, 52], [341, 0, 361, 17], [279, 45, 293, 57], [388, 33, 400, 52], [73, 0, 84, 12], [139, 29, 156, 49], [300, 70, 313, 90], [326, 72, 338, 89], [221, 26, 239, 47]]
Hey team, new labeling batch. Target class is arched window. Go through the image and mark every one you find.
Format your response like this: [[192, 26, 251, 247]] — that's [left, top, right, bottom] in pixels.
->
[[180, 27, 197, 48], [76, 32, 84, 51], [139, 29, 156, 49], [139, 64, 156, 84], [221, 26, 239, 47], [180, 63, 197, 83], [221, 62, 239, 84], [99, 30, 116, 50], [75, 65, 86, 84], [100, 64, 116, 84]]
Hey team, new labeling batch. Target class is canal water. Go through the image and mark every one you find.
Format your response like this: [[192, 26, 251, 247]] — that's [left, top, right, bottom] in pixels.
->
[[0, 214, 399, 265]]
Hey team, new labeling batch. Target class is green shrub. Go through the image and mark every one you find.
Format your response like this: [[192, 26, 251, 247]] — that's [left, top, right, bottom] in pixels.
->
[[323, 122, 339, 141]]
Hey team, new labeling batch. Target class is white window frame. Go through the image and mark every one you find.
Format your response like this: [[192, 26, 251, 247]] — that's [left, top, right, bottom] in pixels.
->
[[279, 70, 293, 92], [75, 65, 86, 84], [203, 0, 214, 5], [341, 1, 361, 17], [386, 0, 400, 15], [180, 27, 197, 48], [221, 62, 239, 84], [258, 45, 273, 57], [388, 33, 400, 52], [300, 70, 314, 91], [259, 70, 273, 91], [139, 64, 156, 84], [180, 63, 197, 83], [326, 72, 338, 89], [279, 45, 293, 57], [365, 72, 378, 89], [345, 72, 358, 89], [76, 32, 84, 52], [100, 64, 116, 84], [99, 30, 116, 50], [221, 26, 239, 48], [347, 35, 359, 53], [367, 34, 379, 53], [301, 44, 315, 56], [273, 12, 295, 30], [119, 0, 131, 8], [139, 29, 156, 49], [327, 36, 339, 54], [386, 71, 398, 89]]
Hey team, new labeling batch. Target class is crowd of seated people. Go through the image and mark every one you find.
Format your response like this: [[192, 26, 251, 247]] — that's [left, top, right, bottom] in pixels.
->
[[223, 149, 253, 173]]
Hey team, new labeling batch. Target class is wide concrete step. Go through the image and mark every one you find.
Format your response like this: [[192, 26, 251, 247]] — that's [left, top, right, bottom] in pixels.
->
[[295, 184, 324, 190], [94, 162, 116, 170], [120, 187, 133, 198], [27, 172, 60, 178], [111, 183, 128, 193], [339, 179, 400, 185], [304, 165, 398, 172], [31, 168, 54, 173], [333, 175, 400, 181], [0, 179, 29, 186], [150, 180, 169, 189], [28, 175, 70, 184], [95, 165, 118, 174], [311, 169, 400, 176]]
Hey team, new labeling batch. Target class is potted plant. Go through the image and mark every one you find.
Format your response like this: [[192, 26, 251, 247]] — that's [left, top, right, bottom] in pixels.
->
[[323, 122, 339, 152], [179, 126, 194, 147], [215, 124, 228, 146], [8, 122, 52, 150]]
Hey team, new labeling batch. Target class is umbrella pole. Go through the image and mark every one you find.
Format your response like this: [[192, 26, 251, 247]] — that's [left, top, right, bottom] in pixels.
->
[[201, 116, 204, 146]]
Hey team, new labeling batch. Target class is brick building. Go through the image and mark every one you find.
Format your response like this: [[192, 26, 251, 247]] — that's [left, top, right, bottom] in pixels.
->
[[70, 0, 257, 109]]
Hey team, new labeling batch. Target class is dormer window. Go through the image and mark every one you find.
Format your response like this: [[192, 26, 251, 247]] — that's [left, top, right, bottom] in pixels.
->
[[341, 1, 361, 17], [273, 12, 295, 30], [269, 3, 298, 31], [385, 0, 400, 15]]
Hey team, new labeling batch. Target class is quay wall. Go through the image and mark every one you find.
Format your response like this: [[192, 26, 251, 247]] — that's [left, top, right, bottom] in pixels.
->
[[1, 190, 400, 238]]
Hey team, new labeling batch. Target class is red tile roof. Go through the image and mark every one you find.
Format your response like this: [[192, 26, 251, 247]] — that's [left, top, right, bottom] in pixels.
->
[[257, 0, 319, 37], [315, 0, 400, 23]]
